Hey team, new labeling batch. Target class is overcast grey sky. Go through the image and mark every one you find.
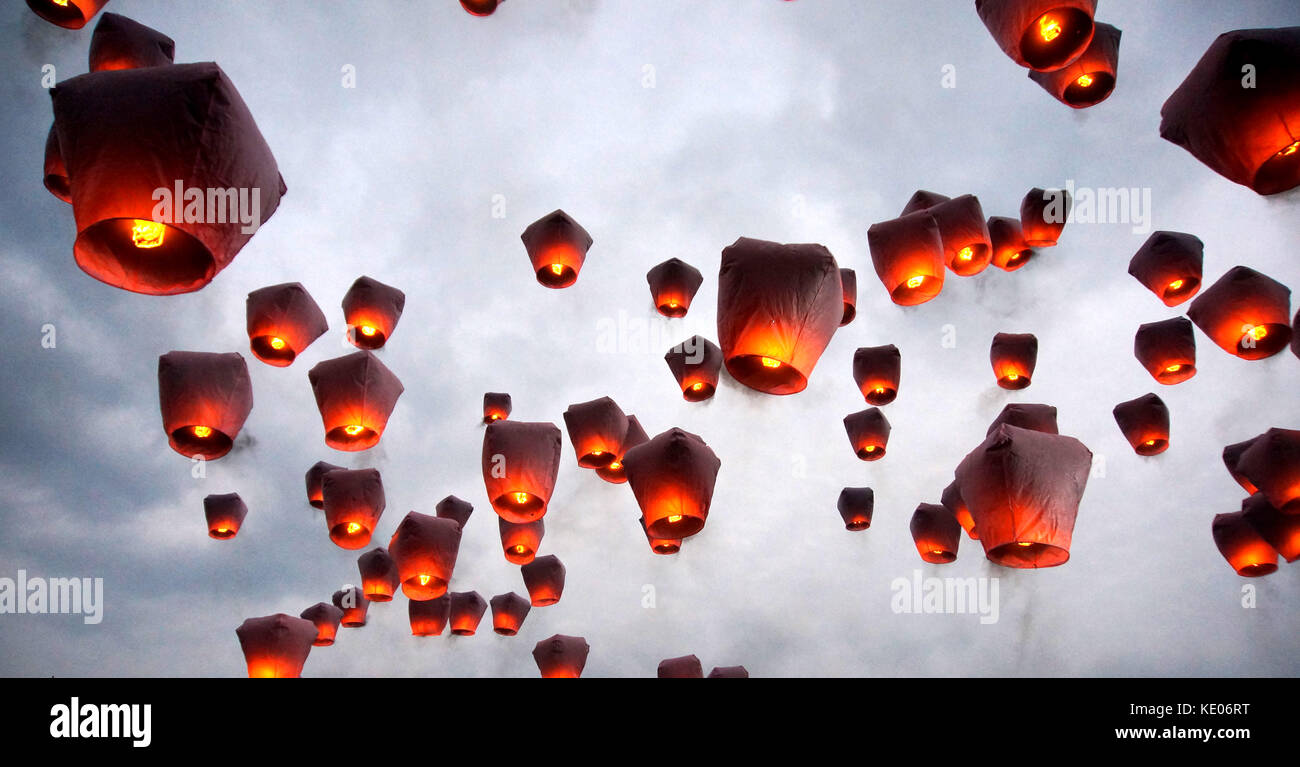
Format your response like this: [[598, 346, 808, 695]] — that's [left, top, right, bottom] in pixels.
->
[[1, 0, 1297, 677]]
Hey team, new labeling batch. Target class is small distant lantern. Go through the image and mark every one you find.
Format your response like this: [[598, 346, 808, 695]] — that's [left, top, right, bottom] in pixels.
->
[[1028, 23, 1121, 108], [900, 190, 951, 215], [500, 518, 545, 565], [157, 351, 253, 460], [26, 0, 111, 30], [460, 0, 502, 16], [308, 351, 405, 451], [235, 614, 316, 678], [43, 126, 71, 204], [658, 655, 704, 678], [388, 511, 463, 600], [975, 0, 1098, 71], [246, 282, 329, 366], [435, 495, 474, 530], [88, 12, 175, 72], [357, 547, 400, 602], [203, 492, 248, 540], [1134, 317, 1197, 385], [843, 407, 891, 461], [482, 420, 562, 523], [867, 214, 945, 306], [483, 392, 512, 424], [304, 461, 344, 510], [521, 554, 566, 607], [490, 592, 532, 636], [1113, 393, 1171, 456], [924, 194, 994, 277], [941, 479, 978, 540], [839, 268, 858, 325], [341, 276, 405, 350], [665, 336, 724, 403], [623, 427, 722, 540], [708, 666, 749, 678], [640, 516, 681, 555], [1242, 493, 1300, 563], [990, 332, 1038, 389], [299, 603, 344, 647], [986, 216, 1035, 271], [1223, 437, 1261, 494], [1019, 188, 1070, 247], [910, 503, 961, 564], [853, 345, 901, 405], [1187, 266, 1293, 360], [533, 634, 589, 678], [1235, 428, 1300, 513], [448, 592, 488, 636], [597, 415, 650, 484], [521, 209, 592, 288], [321, 468, 386, 550], [647, 258, 704, 317], [1212, 511, 1279, 577], [563, 397, 630, 469], [987, 403, 1058, 436], [837, 487, 874, 531], [1127, 231, 1203, 307], [408, 596, 450, 637], [331, 586, 369, 628]]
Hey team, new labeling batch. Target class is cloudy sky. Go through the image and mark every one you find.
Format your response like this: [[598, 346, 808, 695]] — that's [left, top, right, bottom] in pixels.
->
[[1, 0, 1297, 678]]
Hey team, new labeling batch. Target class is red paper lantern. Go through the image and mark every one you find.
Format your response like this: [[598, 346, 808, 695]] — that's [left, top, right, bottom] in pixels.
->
[[647, 258, 703, 317], [1019, 188, 1070, 247], [1212, 511, 1278, 577], [388, 511, 463, 600], [990, 332, 1038, 389], [917, 194, 993, 277], [843, 407, 891, 461], [623, 427, 721, 539], [665, 336, 724, 403], [483, 392, 512, 423], [1028, 22, 1121, 108], [203, 492, 247, 540], [435, 494, 474, 530], [246, 282, 329, 366], [299, 602, 344, 647], [837, 487, 874, 531], [533, 634, 589, 678], [1134, 317, 1197, 385], [235, 614, 316, 678], [26, 0, 110, 30], [304, 461, 344, 510], [521, 209, 592, 288], [43, 126, 71, 204], [1187, 266, 1293, 360], [490, 592, 531, 636], [357, 547, 400, 602], [975, 0, 1097, 71], [868, 214, 945, 305], [839, 268, 857, 325], [88, 12, 174, 72], [1128, 231, 1203, 307], [597, 415, 650, 484], [941, 479, 979, 540], [321, 468, 386, 550], [331, 586, 369, 628], [658, 655, 704, 678], [1235, 429, 1300, 513], [640, 516, 681, 555], [482, 420, 562, 523], [448, 591, 488, 636], [853, 345, 901, 405], [910, 503, 961, 563], [409, 596, 450, 637], [708, 666, 749, 678], [460, 0, 502, 16], [308, 351, 405, 451], [342, 276, 405, 350], [1242, 493, 1300, 563], [563, 397, 630, 469], [521, 554, 566, 607], [157, 351, 253, 460], [500, 518, 545, 565], [986, 216, 1035, 271], [1112, 393, 1171, 456]]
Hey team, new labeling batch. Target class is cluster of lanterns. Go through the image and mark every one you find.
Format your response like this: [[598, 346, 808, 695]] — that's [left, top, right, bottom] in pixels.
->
[[1214, 429, 1300, 576]]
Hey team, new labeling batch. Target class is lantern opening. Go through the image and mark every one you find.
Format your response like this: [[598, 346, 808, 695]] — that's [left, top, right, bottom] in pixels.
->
[[845, 518, 870, 532], [170, 425, 231, 458], [326, 423, 378, 448], [76, 218, 212, 295], [1162, 277, 1199, 302], [495, 490, 545, 521], [728, 353, 806, 394], [1136, 437, 1169, 457], [534, 244, 581, 288], [857, 444, 885, 461], [330, 521, 372, 549], [250, 334, 297, 364], [404, 574, 448, 597], [864, 385, 896, 406], [657, 297, 690, 318], [682, 379, 715, 403], [652, 542, 680, 554], [1238, 561, 1279, 577], [987, 540, 1070, 568], [1018, 9, 1094, 70], [645, 508, 706, 539], [1253, 138, 1300, 195], [578, 448, 616, 469], [1062, 71, 1116, 106], [210, 527, 234, 539], [1236, 323, 1291, 359], [1076, 74, 1094, 87]]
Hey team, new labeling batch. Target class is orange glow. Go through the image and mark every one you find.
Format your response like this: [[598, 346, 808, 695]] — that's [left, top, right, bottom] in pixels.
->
[[512, 492, 530, 505], [512, 545, 527, 554], [931, 549, 945, 556], [874, 387, 886, 395], [760, 357, 782, 368], [1144, 439, 1158, 447], [268, 337, 287, 351], [863, 445, 878, 454], [957, 247, 974, 262], [906, 275, 925, 289], [550, 263, 564, 276], [358, 325, 377, 337], [1165, 364, 1183, 373], [1038, 14, 1062, 42], [1168, 279, 1185, 292], [418, 574, 431, 586], [1006, 373, 1020, 382], [215, 527, 230, 535], [690, 382, 705, 392], [343, 424, 365, 436], [1245, 325, 1268, 341], [131, 220, 165, 249], [1279, 141, 1300, 157], [1008, 251, 1023, 263], [668, 300, 679, 309], [52, 0, 70, 5], [667, 514, 683, 523], [1076, 74, 1094, 88], [590, 450, 604, 456], [607, 461, 622, 471], [191, 425, 213, 439], [489, 413, 501, 421], [346, 522, 362, 534], [1017, 541, 1032, 547]]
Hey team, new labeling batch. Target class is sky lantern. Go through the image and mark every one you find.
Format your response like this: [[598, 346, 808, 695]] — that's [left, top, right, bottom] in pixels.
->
[[843, 407, 891, 461], [26, 0, 110, 29], [1134, 317, 1197, 385], [1028, 22, 1121, 107], [460, 0, 502, 15], [321, 468, 385, 550], [203, 492, 247, 540], [941, 479, 978, 540], [563, 397, 630, 469], [308, 351, 404, 451], [409, 596, 450, 637], [956, 424, 1093, 568], [436, 494, 474, 530], [51, 63, 284, 295], [1127, 231, 1203, 307], [647, 258, 704, 317], [482, 420, 562, 523], [1019, 188, 1070, 247], [1242, 493, 1300, 563], [299, 603, 344, 647], [341, 276, 405, 350], [623, 427, 722, 540], [1235, 429, 1300, 513], [920, 195, 994, 277], [975, 0, 1097, 71], [483, 392, 512, 424], [521, 554, 566, 607], [987, 403, 1058, 436], [1223, 437, 1261, 495], [500, 518, 544, 565], [1212, 511, 1279, 577], [658, 655, 704, 678], [708, 666, 749, 678], [664, 336, 724, 403], [837, 487, 874, 531], [245, 282, 329, 367], [235, 614, 316, 679], [839, 268, 857, 325], [305, 461, 344, 510], [911, 503, 962, 564], [853, 345, 901, 405], [157, 351, 253, 460], [1160, 27, 1300, 195], [717, 237, 843, 394], [448, 592, 488, 636], [640, 516, 682, 555], [1113, 393, 1171, 456], [331, 587, 369, 628], [986, 216, 1035, 271], [990, 332, 1038, 389], [43, 126, 71, 204], [868, 214, 945, 306], [900, 190, 950, 215], [597, 415, 649, 484], [533, 634, 589, 678], [1187, 266, 1293, 360], [521, 209, 592, 288], [89, 12, 175, 72], [388, 511, 463, 600], [490, 592, 531, 636], [356, 548, 400, 602]]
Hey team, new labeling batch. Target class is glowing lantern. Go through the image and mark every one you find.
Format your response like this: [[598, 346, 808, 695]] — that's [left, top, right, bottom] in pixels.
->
[[521, 209, 592, 288], [716, 237, 844, 394], [521, 554, 566, 607], [482, 420, 562, 523], [664, 336, 724, 403], [853, 345, 901, 405], [299, 603, 344, 647], [235, 614, 316, 678], [461, 0, 502, 16], [490, 592, 532, 636], [1134, 317, 1197, 385], [1160, 27, 1300, 195], [388, 511, 463, 600], [89, 13, 175, 72], [448, 592, 488, 636], [708, 666, 749, 678], [987, 403, 1058, 436], [50, 62, 284, 294], [43, 126, 71, 204], [321, 468, 385, 550], [1223, 437, 1262, 494], [357, 548, 400, 602], [483, 392, 512, 424], [1235, 429, 1300, 514], [640, 516, 681, 555], [956, 424, 1093, 568], [900, 190, 951, 215], [308, 351, 404, 451], [1212, 511, 1279, 576], [1029, 23, 1121, 107], [975, 0, 1097, 71], [597, 415, 650, 484], [1242, 493, 1300, 563], [910, 503, 961, 563], [839, 268, 858, 325], [157, 351, 253, 460], [304, 461, 344, 510], [837, 487, 874, 531], [563, 397, 630, 469], [203, 492, 248, 540], [1112, 393, 1171, 456], [916, 194, 994, 277], [867, 214, 945, 306], [941, 479, 978, 540], [843, 407, 891, 461], [623, 427, 721, 540], [342, 276, 405, 350], [1187, 266, 1293, 360], [647, 258, 704, 317], [533, 634, 589, 678], [500, 518, 545, 565], [26, 0, 110, 29], [246, 282, 329, 366], [1019, 188, 1070, 247], [986, 216, 1035, 271], [433, 495, 473, 531], [331, 586, 369, 628], [990, 332, 1038, 389], [658, 655, 704, 678], [409, 596, 450, 637], [1128, 231, 1203, 307]]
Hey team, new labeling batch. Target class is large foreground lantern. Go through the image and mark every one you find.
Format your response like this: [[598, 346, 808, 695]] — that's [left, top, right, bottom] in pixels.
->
[[1029, 22, 1121, 108], [321, 468, 385, 550], [1160, 27, 1300, 195], [563, 397, 629, 469], [839, 268, 858, 325], [1187, 266, 1293, 360], [436, 495, 474, 530], [331, 586, 369, 628], [867, 214, 945, 306], [308, 351, 404, 451], [521, 209, 592, 288], [1019, 188, 1070, 247], [157, 351, 253, 460], [203, 492, 248, 540], [647, 258, 703, 317], [409, 596, 450, 637], [490, 592, 531, 636], [1212, 511, 1278, 577], [482, 420, 562, 523], [987, 403, 1058, 436], [357, 548, 399, 602], [956, 424, 1092, 568], [658, 655, 704, 678], [837, 487, 874, 531], [975, 0, 1097, 71], [246, 282, 329, 366], [89, 13, 175, 72], [500, 518, 544, 564], [941, 479, 978, 540], [235, 614, 316, 678], [483, 392, 512, 423], [990, 332, 1038, 389], [521, 554, 566, 607], [709, 666, 749, 678], [910, 503, 961, 564], [853, 345, 901, 405], [26, 0, 110, 30], [43, 127, 71, 204], [843, 408, 891, 461], [1128, 231, 1203, 307], [299, 602, 344, 647], [640, 516, 681, 555], [305, 461, 344, 509], [1113, 393, 1171, 456], [342, 276, 405, 350], [1235, 429, 1300, 513], [1134, 317, 1197, 385], [986, 216, 1035, 271], [919, 195, 994, 277], [1242, 493, 1300, 563], [665, 336, 724, 403], [388, 511, 463, 600], [597, 415, 649, 484], [623, 427, 722, 540], [533, 634, 589, 678], [449, 592, 488, 636]]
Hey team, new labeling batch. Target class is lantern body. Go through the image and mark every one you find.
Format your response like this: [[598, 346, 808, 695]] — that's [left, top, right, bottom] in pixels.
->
[[987, 403, 1058, 436], [900, 190, 951, 216], [499, 518, 545, 565], [246, 282, 329, 366], [1028, 22, 1121, 108], [956, 425, 1092, 568], [482, 420, 562, 523], [43, 126, 72, 204], [305, 461, 344, 509], [1160, 27, 1300, 195], [1134, 317, 1197, 385], [521, 209, 592, 288], [1242, 493, 1300, 563], [235, 614, 316, 678], [331, 587, 369, 628], [483, 392, 512, 423], [88, 13, 175, 72], [597, 414, 650, 484], [868, 214, 945, 306], [1212, 511, 1279, 576], [1223, 437, 1261, 495], [1113, 393, 1171, 456], [708, 666, 749, 678], [51, 63, 285, 294], [623, 427, 722, 539], [923, 194, 993, 276], [843, 407, 891, 461], [1294, 309, 1300, 360], [1128, 231, 1203, 307], [435, 495, 474, 530], [321, 469, 386, 550], [448, 592, 488, 636], [837, 487, 874, 531], [647, 258, 704, 317], [1236, 429, 1300, 513], [341, 276, 405, 350], [409, 596, 450, 636], [665, 336, 724, 403], [1187, 266, 1293, 360], [941, 479, 979, 540], [157, 351, 253, 460], [533, 634, 589, 678], [26, 0, 110, 29], [308, 351, 405, 451], [853, 345, 901, 405], [461, 0, 502, 18], [357, 547, 400, 602], [520, 554, 566, 607], [490, 592, 532, 636], [658, 655, 704, 678], [299, 602, 344, 647], [203, 492, 247, 540], [910, 503, 962, 563], [388, 511, 463, 600], [839, 268, 857, 325], [563, 397, 630, 468], [986, 216, 1034, 271], [975, 0, 1098, 71], [640, 515, 682, 555], [990, 332, 1038, 389], [1019, 188, 1070, 247]]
